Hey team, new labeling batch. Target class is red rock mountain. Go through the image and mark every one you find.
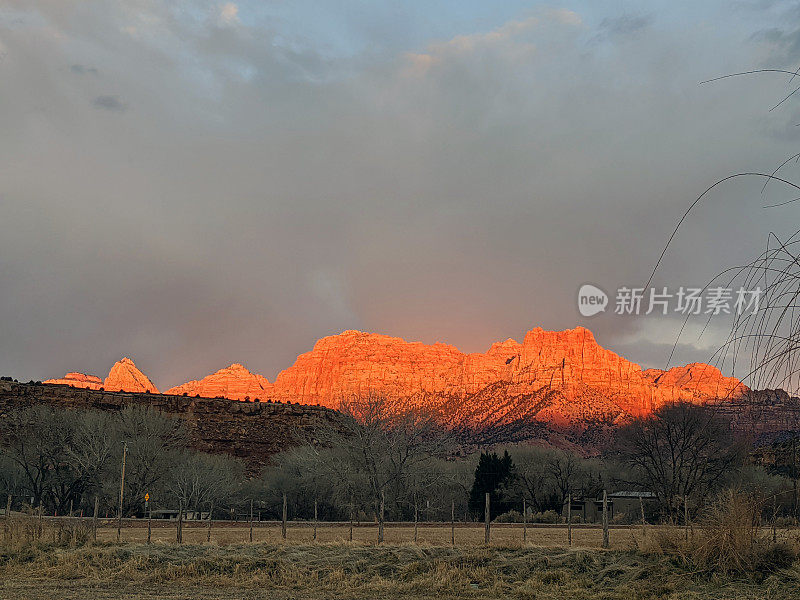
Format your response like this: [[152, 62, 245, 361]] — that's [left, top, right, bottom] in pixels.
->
[[48, 358, 158, 394], [42, 372, 103, 390], [269, 327, 745, 427], [104, 358, 159, 393], [165, 363, 270, 401], [44, 327, 745, 428]]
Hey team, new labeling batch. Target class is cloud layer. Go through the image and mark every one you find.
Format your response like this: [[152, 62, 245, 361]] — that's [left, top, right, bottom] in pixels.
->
[[2, 1, 800, 387]]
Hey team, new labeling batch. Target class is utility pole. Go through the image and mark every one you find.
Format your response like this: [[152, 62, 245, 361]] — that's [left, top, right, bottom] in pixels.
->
[[117, 441, 127, 542]]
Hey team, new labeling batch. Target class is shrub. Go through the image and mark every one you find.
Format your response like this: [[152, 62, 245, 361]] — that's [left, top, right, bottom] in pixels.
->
[[532, 510, 561, 524], [639, 489, 800, 576], [494, 510, 523, 523]]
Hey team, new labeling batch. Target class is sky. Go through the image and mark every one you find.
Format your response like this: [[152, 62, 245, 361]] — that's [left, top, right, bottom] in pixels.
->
[[3, 0, 800, 388]]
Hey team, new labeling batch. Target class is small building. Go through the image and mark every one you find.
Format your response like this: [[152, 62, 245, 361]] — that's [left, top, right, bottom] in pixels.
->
[[562, 491, 657, 523]]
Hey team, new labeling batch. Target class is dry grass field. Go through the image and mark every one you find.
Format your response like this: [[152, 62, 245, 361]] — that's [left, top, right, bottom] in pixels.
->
[[1, 540, 797, 600], [3, 519, 800, 599]]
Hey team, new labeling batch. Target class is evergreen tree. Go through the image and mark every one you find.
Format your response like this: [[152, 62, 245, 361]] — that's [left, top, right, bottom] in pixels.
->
[[468, 450, 515, 519]]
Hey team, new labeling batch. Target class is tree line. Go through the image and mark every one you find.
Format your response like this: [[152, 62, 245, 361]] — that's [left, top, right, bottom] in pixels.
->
[[0, 398, 796, 524]]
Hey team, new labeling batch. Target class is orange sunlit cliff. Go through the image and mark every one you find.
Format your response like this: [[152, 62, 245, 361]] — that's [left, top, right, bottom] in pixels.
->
[[44, 327, 745, 428]]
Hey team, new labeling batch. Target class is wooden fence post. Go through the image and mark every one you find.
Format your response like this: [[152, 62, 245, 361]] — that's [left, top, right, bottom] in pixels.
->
[[684, 495, 690, 542], [92, 496, 99, 543], [377, 490, 385, 544], [313, 499, 318, 542], [567, 493, 572, 546], [349, 496, 354, 542], [602, 490, 609, 549], [117, 441, 127, 543], [207, 502, 213, 543], [484, 492, 490, 545], [177, 502, 183, 544], [68, 499, 75, 547], [281, 494, 287, 541], [4, 494, 11, 543], [522, 498, 527, 544], [640, 495, 646, 541], [450, 500, 455, 546], [249, 498, 254, 543], [413, 496, 419, 544], [147, 500, 152, 545]]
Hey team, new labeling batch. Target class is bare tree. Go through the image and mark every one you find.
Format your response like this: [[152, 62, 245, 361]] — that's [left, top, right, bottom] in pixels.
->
[[167, 451, 243, 516], [0, 407, 118, 512], [615, 401, 743, 518], [306, 395, 452, 528], [109, 406, 185, 516]]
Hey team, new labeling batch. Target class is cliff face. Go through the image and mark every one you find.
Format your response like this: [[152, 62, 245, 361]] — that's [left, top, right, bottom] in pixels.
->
[[165, 363, 271, 401], [43, 327, 745, 429], [269, 327, 745, 426]]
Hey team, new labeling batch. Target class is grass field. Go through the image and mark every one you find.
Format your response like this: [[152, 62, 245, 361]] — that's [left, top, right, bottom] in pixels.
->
[[3, 520, 800, 599], [2, 540, 798, 600]]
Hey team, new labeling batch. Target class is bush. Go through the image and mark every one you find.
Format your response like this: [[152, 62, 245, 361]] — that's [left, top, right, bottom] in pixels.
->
[[639, 489, 800, 576], [532, 510, 561, 524], [494, 510, 523, 523]]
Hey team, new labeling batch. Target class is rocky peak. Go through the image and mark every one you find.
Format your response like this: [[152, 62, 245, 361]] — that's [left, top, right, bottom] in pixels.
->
[[43, 372, 103, 390], [104, 358, 159, 393], [165, 363, 271, 401]]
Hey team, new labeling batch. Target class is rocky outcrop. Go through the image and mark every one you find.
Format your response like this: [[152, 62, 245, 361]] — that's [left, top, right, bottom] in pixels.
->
[[165, 363, 271, 401], [43, 372, 103, 390], [269, 327, 745, 427], [643, 363, 745, 401], [103, 358, 159, 393], [43, 327, 746, 430]]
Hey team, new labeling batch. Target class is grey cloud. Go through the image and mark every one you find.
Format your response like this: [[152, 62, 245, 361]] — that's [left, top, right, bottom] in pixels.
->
[[70, 64, 98, 75], [92, 95, 126, 111], [599, 14, 652, 37], [0, 2, 797, 386]]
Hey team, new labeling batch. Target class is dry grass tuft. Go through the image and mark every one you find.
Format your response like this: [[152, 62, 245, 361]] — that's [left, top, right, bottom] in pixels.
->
[[639, 490, 800, 577]]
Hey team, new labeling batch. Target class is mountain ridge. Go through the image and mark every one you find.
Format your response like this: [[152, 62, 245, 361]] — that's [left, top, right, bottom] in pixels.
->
[[44, 326, 745, 429]]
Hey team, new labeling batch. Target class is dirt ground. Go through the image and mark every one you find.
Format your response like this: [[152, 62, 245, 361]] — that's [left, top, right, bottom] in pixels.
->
[[93, 520, 643, 549]]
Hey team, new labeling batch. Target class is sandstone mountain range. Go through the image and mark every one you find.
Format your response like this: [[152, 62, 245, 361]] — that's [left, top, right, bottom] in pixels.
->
[[44, 326, 745, 430]]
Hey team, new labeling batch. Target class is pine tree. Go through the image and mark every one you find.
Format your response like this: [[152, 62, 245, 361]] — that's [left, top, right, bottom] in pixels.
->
[[468, 451, 515, 519]]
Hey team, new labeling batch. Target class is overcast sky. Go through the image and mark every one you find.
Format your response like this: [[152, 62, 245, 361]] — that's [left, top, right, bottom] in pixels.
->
[[3, 0, 800, 388]]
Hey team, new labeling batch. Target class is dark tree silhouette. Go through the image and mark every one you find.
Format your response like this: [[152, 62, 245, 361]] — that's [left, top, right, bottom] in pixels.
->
[[615, 401, 744, 519], [468, 450, 514, 519]]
